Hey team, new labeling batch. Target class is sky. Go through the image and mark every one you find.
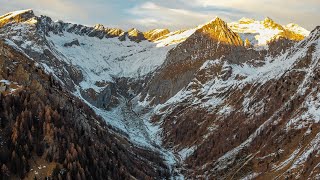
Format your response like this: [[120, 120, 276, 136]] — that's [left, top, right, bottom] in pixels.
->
[[0, 0, 319, 31]]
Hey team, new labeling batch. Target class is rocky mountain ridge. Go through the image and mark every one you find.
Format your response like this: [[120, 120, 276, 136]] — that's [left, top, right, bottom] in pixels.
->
[[0, 9, 309, 46]]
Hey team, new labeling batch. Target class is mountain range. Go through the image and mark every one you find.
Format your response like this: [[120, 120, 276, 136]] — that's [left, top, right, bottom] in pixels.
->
[[0, 9, 320, 179]]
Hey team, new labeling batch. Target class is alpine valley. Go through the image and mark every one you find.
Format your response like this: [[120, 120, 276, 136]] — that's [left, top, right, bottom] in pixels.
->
[[0, 9, 320, 179]]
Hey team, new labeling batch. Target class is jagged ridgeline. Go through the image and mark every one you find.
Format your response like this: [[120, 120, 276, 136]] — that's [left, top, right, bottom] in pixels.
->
[[1, 8, 320, 179]]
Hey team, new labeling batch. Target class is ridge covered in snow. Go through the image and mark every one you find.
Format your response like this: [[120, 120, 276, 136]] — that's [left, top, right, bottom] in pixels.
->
[[0, 9, 33, 21], [229, 17, 310, 46]]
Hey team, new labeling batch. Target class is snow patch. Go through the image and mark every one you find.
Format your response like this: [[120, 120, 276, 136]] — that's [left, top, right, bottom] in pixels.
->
[[178, 146, 196, 161]]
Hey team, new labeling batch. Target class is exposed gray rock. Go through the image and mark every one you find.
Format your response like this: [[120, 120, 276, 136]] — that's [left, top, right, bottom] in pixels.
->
[[63, 39, 80, 47], [119, 28, 146, 43], [80, 83, 115, 109], [65, 65, 83, 85]]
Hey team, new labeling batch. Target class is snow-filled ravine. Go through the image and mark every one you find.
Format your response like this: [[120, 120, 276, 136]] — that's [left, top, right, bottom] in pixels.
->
[[71, 88, 184, 179], [43, 33, 192, 178]]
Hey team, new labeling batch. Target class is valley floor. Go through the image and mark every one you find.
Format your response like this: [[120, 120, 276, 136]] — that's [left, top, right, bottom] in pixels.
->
[[74, 88, 184, 179]]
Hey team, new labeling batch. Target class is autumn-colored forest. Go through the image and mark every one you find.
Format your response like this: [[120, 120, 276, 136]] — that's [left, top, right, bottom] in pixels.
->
[[0, 41, 169, 179]]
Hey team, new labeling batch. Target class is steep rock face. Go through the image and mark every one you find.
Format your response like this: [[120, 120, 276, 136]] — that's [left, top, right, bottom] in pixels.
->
[[197, 17, 243, 46], [244, 38, 252, 48], [63, 39, 80, 47], [90, 24, 124, 38], [0, 9, 35, 28], [143, 18, 248, 104], [119, 28, 146, 42], [80, 83, 118, 109], [267, 37, 297, 57], [105, 27, 124, 37], [262, 17, 283, 29]]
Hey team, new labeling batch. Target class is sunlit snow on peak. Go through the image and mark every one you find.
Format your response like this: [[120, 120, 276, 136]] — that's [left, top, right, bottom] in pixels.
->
[[229, 18, 310, 47]]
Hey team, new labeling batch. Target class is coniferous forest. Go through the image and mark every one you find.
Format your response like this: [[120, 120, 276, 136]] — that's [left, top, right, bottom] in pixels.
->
[[0, 41, 169, 179]]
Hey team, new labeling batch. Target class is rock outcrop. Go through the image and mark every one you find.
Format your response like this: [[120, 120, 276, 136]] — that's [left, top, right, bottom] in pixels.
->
[[119, 28, 146, 42], [143, 17, 248, 104], [0, 9, 35, 28], [63, 39, 80, 47], [143, 29, 170, 41]]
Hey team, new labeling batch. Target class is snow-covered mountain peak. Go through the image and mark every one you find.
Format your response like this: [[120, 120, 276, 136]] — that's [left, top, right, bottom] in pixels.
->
[[197, 16, 225, 29], [308, 26, 320, 41], [93, 23, 105, 30], [153, 28, 197, 47], [143, 29, 170, 41], [313, 26, 320, 34], [263, 16, 274, 22], [285, 23, 310, 37], [119, 28, 145, 42], [0, 9, 35, 27], [262, 17, 283, 29], [195, 17, 243, 46], [238, 17, 256, 24], [127, 28, 141, 35], [0, 9, 34, 19], [229, 17, 309, 47]]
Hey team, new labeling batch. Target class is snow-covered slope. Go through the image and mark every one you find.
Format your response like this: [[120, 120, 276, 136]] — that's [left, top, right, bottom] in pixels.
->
[[0, 10, 202, 91], [285, 23, 310, 37], [47, 32, 172, 89]]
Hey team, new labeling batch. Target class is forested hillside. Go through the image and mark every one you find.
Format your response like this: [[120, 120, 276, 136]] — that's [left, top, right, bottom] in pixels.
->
[[0, 40, 169, 179]]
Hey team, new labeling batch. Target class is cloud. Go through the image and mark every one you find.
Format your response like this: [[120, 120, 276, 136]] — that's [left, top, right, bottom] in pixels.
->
[[125, 0, 319, 30], [186, 0, 320, 30], [0, 0, 318, 31], [0, 0, 119, 26], [0, 0, 86, 19], [126, 2, 241, 30]]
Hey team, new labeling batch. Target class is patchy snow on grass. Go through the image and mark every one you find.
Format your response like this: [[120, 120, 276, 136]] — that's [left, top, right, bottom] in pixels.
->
[[288, 132, 320, 171], [301, 93, 320, 122], [240, 172, 260, 180], [272, 148, 300, 171]]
